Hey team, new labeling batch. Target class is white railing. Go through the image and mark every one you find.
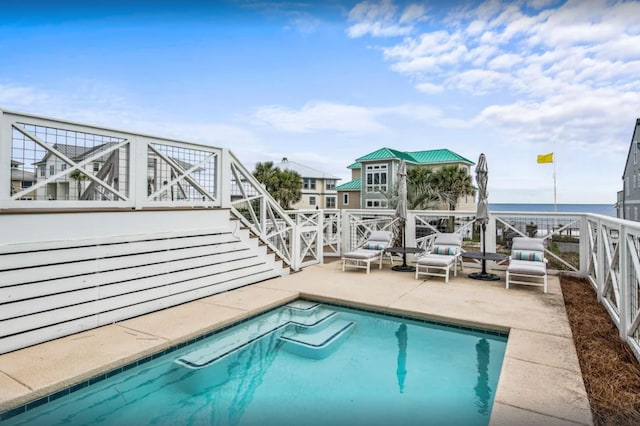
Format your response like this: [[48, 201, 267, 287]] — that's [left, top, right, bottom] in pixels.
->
[[227, 151, 299, 270], [1, 108, 224, 209], [3, 108, 638, 361], [337, 209, 640, 362]]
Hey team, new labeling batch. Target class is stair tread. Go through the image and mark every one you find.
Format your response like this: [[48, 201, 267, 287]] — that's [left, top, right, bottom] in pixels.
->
[[281, 319, 355, 348], [175, 307, 336, 369]]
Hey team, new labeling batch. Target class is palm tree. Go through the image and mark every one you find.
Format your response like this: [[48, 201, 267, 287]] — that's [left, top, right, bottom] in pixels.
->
[[253, 162, 279, 193], [69, 168, 87, 200], [273, 170, 302, 209], [430, 165, 475, 232], [431, 165, 475, 211], [406, 166, 445, 210]]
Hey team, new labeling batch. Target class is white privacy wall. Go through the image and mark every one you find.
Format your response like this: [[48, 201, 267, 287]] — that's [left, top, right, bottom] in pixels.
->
[[0, 209, 285, 354]]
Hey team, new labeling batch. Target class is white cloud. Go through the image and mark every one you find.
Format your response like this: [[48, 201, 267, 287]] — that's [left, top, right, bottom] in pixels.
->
[[415, 82, 444, 94], [487, 53, 523, 69], [347, 0, 427, 38], [251, 101, 468, 134], [399, 3, 427, 24], [252, 102, 387, 133], [0, 83, 50, 109], [346, 0, 640, 154]]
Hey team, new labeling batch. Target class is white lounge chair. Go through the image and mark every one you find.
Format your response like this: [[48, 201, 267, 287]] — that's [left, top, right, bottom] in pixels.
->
[[506, 237, 548, 293], [415, 233, 463, 283], [341, 230, 394, 274]]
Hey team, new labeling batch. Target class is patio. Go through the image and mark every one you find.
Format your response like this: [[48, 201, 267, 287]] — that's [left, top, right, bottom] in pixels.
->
[[0, 259, 592, 425]]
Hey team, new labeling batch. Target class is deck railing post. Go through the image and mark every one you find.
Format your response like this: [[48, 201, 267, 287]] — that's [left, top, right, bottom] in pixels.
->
[[0, 109, 10, 209], [292, 213, 301, 271], [133, 135, 147, 209], [219, 148, 231, 208], [406, 211, 416, 249], [596, 218, 605, 302], [317, 211, 324, 264], [619, 224, 629, 341], [341, 209, 351, 253], [486, 214, 497, 253], [579, 215, 589, 276]]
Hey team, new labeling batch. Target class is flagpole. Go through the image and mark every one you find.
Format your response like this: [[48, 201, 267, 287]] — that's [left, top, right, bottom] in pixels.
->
[[553, 155, 557, 215]]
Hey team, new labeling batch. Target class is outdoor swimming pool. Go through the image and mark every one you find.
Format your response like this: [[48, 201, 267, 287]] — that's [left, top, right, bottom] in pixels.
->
[[3, 301, 508, 425]]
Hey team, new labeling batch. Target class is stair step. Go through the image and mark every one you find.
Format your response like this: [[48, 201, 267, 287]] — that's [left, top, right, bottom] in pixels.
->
[[280, 319, 355, 359], [174, 306, 336, 370]]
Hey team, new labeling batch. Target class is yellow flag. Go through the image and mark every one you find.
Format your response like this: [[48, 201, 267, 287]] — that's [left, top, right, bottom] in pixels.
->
[[537, 153, 553, 164]]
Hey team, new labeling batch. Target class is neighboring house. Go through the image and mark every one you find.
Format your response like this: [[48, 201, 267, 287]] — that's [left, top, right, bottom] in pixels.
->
[[336, 147, 475, 210], [336, 162, 362, 209], [618, 118, 640, 221], [33, 143, 196, 201], [10, 160, 36, 199], [34, 143, 119, 201], [272, 158, 340, 209]]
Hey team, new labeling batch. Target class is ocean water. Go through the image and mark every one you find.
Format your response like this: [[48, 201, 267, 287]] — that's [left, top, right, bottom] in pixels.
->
[[490, 203, 616, 217]]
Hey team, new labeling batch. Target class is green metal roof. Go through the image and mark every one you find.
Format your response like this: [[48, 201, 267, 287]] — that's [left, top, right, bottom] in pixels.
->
[[347, 162, 361, 169], [356, 147, 474, 165], [408, 149, 474, 165], [336, 178, 361, 191], [356, 147, 416, 163]]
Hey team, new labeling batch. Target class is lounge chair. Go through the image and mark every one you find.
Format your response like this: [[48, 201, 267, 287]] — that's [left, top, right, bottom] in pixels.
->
[[506, 237, 548, 293], [415, 233, 463, 283], [341, 230, 394, 274]]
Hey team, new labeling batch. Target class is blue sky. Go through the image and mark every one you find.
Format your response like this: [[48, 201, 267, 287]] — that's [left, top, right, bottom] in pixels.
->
[[2, 0, 639, 204]]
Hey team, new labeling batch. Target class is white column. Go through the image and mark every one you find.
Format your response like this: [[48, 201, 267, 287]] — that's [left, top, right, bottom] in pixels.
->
[[0, 110, 11, 208]]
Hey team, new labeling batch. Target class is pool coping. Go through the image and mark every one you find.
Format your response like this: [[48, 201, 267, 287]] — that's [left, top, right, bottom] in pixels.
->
[[0, 262, 593, 425]]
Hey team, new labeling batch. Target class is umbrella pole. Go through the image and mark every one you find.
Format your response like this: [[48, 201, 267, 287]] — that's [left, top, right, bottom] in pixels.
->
[[402, 219, 407, 267], [481, 223, 487, 275]]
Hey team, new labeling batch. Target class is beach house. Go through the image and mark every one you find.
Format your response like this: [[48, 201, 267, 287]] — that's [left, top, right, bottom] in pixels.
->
[[336, 147, 475, 210], [617, 118, 640, 220], [272, 157, 340, 209]]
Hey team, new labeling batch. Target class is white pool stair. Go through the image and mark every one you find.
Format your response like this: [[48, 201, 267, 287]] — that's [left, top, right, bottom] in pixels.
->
[[174, 302, 354, 369]]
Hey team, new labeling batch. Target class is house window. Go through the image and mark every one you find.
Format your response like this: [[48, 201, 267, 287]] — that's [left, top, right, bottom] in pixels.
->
[[365, 164, 387, 193], [309, 196, 316, 206], [93, 162, 100, 172], [343, 193, 349, 205], [326, 180, 336, 190], [635, 140, 638, 164], [61, 163, 67, 171], [626, 177, 630, 196], [303, 178, 316, 190], [39, 166, 45, 177], [365, 199, 388, 208], [326, 197, 336, 208], [49, 165, 55, 175], [21, 181, 33, 189]]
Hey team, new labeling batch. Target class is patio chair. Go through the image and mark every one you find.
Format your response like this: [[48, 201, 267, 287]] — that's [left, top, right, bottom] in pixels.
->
[[341, 230, 394, 274], [506, 237, 548, 293], [415, 233, 463, 283]]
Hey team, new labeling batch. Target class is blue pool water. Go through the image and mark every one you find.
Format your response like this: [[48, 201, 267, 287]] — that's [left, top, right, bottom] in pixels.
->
[[4, 301, 508, 426]]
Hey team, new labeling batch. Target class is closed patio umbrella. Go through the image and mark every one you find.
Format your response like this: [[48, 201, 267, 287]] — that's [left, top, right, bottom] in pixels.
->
[[393, 160, 413, 271], [470, 153, 498, 280]]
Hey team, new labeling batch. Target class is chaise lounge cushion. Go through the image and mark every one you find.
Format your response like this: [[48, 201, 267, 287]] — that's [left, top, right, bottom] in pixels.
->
[[512, 237, 544, 252], [507, 259, 546, 276], [433, 234, 462, 246], [417, 254, 456, 267], [342, 249, 383, 259]]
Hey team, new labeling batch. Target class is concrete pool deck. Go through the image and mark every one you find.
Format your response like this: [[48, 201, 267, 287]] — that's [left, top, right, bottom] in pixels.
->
[[0, 260, 592, 425]]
